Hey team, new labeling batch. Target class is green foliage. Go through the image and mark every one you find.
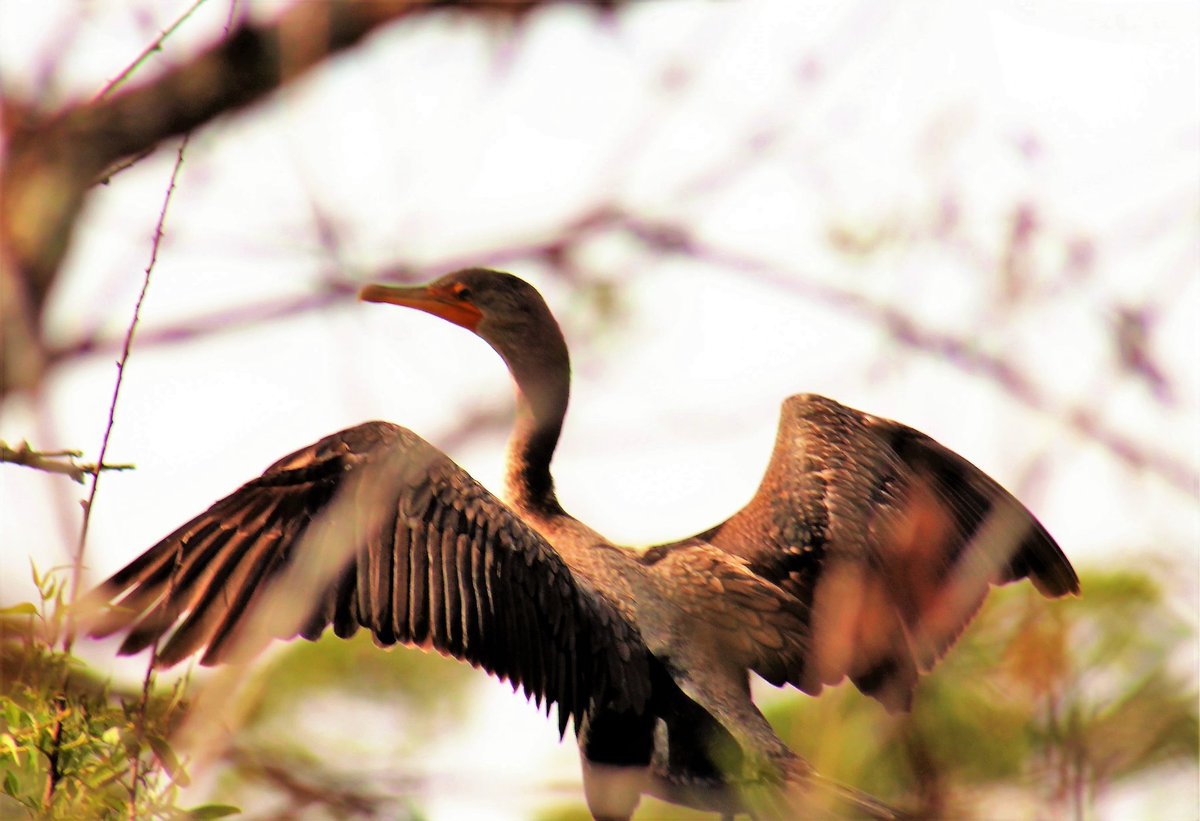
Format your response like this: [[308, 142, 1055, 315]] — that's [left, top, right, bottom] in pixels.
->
[[761, 566, 1199, 818], [4, 559, 1193, 820], [0, 564, 240, 820], [0, 565, 477, 820]]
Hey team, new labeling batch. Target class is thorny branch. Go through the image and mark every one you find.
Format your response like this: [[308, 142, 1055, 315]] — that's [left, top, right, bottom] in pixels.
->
[[92, 0, 210, 103], [114, 137, 190, 817], [38, 135, 189, 812], [69, 135, 190, 629]]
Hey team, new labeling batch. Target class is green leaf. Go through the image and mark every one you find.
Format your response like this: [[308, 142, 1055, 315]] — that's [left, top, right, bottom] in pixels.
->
[[185, 804, 242, 819], [0, 733, 21, 763], [101, 727, 121, 746], [0, 603, 38, 617], [149, 735, 191, 787], [3, 769, 18, 798], [28, 559, 43, 592]]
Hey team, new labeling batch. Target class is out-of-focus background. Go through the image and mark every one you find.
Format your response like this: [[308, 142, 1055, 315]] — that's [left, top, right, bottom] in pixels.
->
[[1, 1, 1196, 819]]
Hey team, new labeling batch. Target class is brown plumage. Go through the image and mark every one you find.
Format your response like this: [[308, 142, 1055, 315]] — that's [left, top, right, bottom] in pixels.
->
[[86, 269, 1079, 820]]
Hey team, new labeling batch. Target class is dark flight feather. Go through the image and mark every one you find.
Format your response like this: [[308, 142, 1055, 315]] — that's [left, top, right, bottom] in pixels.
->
[[85, 421, 651, 730]]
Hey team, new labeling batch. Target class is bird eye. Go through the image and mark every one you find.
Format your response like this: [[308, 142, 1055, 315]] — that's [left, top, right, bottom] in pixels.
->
[[450, 283, 472, 300]]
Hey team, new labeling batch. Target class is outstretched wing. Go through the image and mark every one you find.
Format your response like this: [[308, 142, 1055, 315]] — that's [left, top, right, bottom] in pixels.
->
[[672, 394, 1078, 711], [85, 422, 651, 732]]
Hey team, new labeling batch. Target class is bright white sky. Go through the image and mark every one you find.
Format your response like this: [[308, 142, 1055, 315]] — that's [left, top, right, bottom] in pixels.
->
[[1, 1, 1197, 819]]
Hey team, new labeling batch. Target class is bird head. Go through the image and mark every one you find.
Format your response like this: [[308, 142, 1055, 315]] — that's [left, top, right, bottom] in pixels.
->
[[359, 268, 568, 378]]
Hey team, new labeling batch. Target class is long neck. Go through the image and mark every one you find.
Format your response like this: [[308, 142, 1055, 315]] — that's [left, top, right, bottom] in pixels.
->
[[500, 334, 571, 523]]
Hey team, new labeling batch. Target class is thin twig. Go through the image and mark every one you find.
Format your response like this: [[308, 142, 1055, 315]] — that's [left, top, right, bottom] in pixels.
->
[[92, 146, 157, 188], [43, 135, 187, 812], [61, 134, 187, 814], [0, 441, 134, 484], [66, 134, 190, 644], [93, 0, 211, 102]]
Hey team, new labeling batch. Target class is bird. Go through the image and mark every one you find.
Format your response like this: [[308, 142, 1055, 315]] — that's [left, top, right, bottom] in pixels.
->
[[86, 268, 1080, 820]]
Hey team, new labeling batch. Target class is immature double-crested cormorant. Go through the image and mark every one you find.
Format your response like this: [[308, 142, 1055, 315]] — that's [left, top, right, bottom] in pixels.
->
[[89, 269, 1079, 820]]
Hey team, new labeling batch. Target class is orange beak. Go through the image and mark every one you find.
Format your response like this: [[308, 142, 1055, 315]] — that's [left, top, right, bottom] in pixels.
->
[[359, 283, 483, 331]]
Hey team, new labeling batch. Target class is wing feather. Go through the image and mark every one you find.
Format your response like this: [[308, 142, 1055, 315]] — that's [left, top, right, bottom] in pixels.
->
[[158, 531, 280, 666], [672, 394, 1079, 711], [84, 421, 651, 727], [390, 503, 411, 643], [408, 515, 431, 645], [331, 560, 359, 641]]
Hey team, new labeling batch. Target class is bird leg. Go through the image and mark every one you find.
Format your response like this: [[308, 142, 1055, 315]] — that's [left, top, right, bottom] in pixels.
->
[[667, 668, 900, 820]]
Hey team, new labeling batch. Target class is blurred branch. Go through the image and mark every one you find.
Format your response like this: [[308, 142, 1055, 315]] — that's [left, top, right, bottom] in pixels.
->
[[224, 746, 390, 819], [0, 0, 611, 400], [42, 230, 567, 362], [0, 441, 134, 485], [612, 211, 1199, 498], [1112, 306, 1172, 404], [31, 199, 1197, 497]]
